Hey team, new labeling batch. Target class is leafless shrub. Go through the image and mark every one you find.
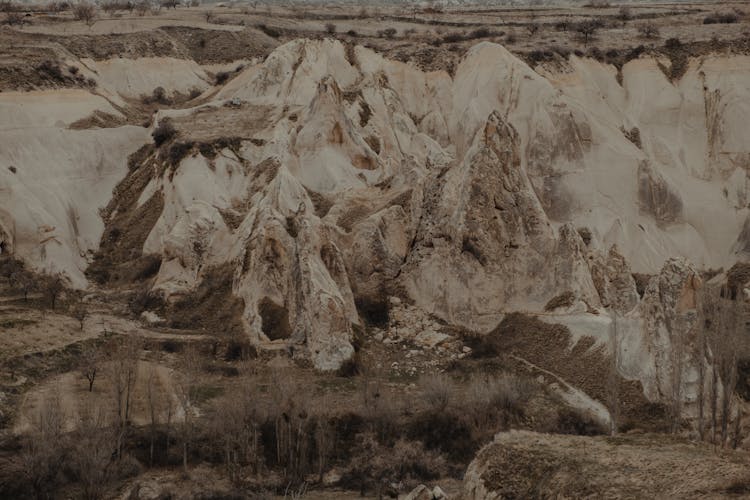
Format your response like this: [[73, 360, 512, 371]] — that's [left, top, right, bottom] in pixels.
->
[[324, 22, 336, 34], [208, 377, 265, 482], [575, 19, 601, 45], [19, 391, 67, 499], [71, 400, 116, 500], [347, 432, 447, 497], [419, 373, 454, 412], [2, 11, 23, 24], [698, 286, 748, 446], [71, 302, 87, 330], [638, 23, 660, 39], [174, 345, 201, 472], [378, 27, 397, 39], [152, 118, 177, 146], [135, 1, 148, 15], [73, 1, 97, 26], [618, 6, 632, 21], [101, 0, 120, 15], [42, 273, 65, 309], [80, 344, 100, 392], [459, 372, 535, 441], [703, 12, 739, 25], [109, 336, 141, 459]]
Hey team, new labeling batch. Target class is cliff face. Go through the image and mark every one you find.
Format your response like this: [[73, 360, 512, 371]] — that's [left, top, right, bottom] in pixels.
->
[[2, 39, 749, 373]]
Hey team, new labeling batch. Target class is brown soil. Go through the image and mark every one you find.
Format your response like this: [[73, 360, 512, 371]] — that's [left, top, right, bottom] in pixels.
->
[[488, 313, 665, 432], [474, 430, 750, 499], [86, 144, 164, 285]]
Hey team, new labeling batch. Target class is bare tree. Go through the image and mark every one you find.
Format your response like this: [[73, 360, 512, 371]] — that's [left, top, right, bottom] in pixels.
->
[[72, 399, 116, 500], [80, 344, 100, 392], [699, 286, 747, 446], [145, 364, 163, 467], [575, 19, 600, 46], [20, 391, 67, 500], [72, 302, 88, 330], [209, 380, 265, 484], [135, 0, 149, 15], [42, 273, 64, 309], [73, 1, 97, 26], [669, 313, 688, 434], [174, 345, 201, 473], [419, 372, 454, 413], [607, 312, 620, 435], [638, 23, 660, 39], [109, 336, 140, 458]]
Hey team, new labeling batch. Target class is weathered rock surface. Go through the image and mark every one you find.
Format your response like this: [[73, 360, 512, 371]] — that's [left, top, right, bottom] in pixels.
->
[[3, 39, 750, 372]]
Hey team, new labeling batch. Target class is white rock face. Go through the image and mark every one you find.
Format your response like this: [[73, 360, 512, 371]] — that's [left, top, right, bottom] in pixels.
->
[[3, 39, 750, 372]]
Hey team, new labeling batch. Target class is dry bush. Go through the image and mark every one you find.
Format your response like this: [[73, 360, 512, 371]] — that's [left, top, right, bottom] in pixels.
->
[[208, 381, 266, 482], [555, 406, 607, 435], [575, 19, 602, 45], [80, 343, 100, 392], [419, 372, 454, 412], [324, 22, 336, 34], [638, 23, 660, 39], [2, 11, 23, 24], [134, 0, 148, 15], [73, 1, 96, 25], [379, 27, 397, 39], [71, 302, 87, 330], [41, 273, 65, 309], [345, 432, 446, 497], [617, 6, 632, 21], [108, 336, 142, 459], [152, 118, 176, 146], [71, 400, 117, 500], [19, 391, 68, 499], [544, 291, 576, 311], [704, 12, 739, 25]]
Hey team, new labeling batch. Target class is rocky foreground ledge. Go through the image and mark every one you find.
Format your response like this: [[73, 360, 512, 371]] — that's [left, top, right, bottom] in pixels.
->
[[463, 430, 750, 499]]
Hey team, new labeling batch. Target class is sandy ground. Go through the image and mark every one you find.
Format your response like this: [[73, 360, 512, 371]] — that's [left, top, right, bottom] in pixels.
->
[[12, 359, 181, 433]]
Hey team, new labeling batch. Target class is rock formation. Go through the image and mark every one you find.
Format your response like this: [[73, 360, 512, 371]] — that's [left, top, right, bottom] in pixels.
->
[[3, 39, 750, 376]]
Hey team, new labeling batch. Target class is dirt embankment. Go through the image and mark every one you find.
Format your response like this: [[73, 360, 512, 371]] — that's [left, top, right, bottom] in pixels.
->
[[485, 313, 668, 432], [466, 430, 750, 499]]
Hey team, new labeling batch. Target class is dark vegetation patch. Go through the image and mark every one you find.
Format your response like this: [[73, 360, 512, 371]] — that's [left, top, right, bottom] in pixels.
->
[[481, 313, 665, 433], [152, 118, 177, 146], [544, 291, 576, 312], [166, 264, 245, 335], [621, 126, 642, 149], [87, 144, 164, 286], [703, 12, 740, 25]]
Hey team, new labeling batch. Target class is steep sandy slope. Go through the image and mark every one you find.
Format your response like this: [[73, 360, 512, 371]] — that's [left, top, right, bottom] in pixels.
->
[[2, 39, 749, 380], [0, 90, 149, 287]]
